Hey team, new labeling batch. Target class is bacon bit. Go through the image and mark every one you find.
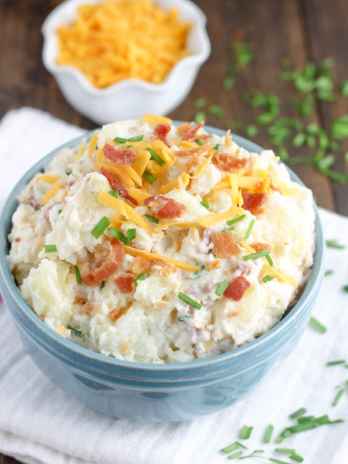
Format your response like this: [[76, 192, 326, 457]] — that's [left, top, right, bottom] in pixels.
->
[[207, 260, 221, 270], [115, 274, 134, 293], [145, 195, 186, 219], [177, 123, 203, 140], [79, 303, 94, 315], [154, 124, 171, 143], [81, 239, 125, 286], [224, 275, 250, 301], [120, 341, 130, 355], [74, 294, 87, 305], [131, 256, 152, 274], [170, 308, 178, 323], [242, 191, 266, 214], [101, 168, 138, 206], [103, 144, 136, 164], [213, 153, 248, 172], [251, 242, 271, 252], [211, 232, 239, 258], [109, 303, 132, 322]]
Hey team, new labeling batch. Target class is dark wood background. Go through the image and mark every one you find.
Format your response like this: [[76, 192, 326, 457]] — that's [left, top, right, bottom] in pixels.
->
[[1, 0, 348, 462]]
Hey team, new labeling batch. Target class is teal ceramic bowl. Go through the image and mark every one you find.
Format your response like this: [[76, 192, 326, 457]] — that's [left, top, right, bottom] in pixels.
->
[[0, 126, 324, 422]]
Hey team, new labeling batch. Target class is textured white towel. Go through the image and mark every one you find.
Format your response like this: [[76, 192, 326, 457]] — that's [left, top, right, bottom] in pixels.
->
[[0, 108, 348, 464]]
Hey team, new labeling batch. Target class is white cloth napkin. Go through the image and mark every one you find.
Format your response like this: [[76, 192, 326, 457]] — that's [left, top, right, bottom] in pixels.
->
[[0, 108, 348, 464]]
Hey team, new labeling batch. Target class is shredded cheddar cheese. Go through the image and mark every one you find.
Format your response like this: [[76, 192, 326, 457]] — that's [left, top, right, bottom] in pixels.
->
[[56, 1, 191, 89], [123, 246, 199, 272], [41, 180, 63, 205]]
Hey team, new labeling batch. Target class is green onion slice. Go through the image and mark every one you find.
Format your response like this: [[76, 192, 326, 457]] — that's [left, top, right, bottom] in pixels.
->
[[238, 425, 253, 440], [227, 214, 246, 227], [75, 266, 82, 284], [147, 147, 165, 166], [309, 316, 327, 334], [243, 250, 273, 264], [143, 170, 157, 184], [135, 272, 149, 285], [44, 244, 57, 253], [244, 218, 255, 240], [91, 216, 110, 239], [215, 280, 229, 296], [262, 424, 274, 443], [144, 214, 159, 224], [178, 292, 202, 309], [114, 135, 144, 144]]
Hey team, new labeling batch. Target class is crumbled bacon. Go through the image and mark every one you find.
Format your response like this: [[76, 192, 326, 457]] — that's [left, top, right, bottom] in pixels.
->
[[213, 153, 248, 172], [211, 232, 239, 258], [101, 168, 138, 206], [103, 144, 136, 164], [115, 274, 134, 293], [81, 239, 124, 286], [177, 123, 203, 140], [145, 195, 186, 219], [154, 124, 171, 143], [131, 256, 152, 274], [242, 192, 266, 214], [251, 242, 271, 252], [109, 303, 131, 322], [224, 275, 250, 301]]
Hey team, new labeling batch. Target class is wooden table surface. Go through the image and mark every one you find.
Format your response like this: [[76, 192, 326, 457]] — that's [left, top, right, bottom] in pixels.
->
[[1, 0, 348, 462]]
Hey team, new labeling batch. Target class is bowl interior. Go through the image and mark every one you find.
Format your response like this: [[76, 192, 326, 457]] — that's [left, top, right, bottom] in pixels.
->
[[0, 124, 324, 371]]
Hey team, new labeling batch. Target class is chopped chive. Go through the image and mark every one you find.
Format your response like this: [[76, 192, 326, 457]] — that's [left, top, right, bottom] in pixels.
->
[[144, 214, 159, 224], [67, 325, 83, 338], [91, 216, 110, 239], [289, 408, 306, 420], [269, 459, 292, 464], [135, 272, 149, 285], [109, 227, 136, 245], [244, 219, 255, 240], [213, 143, 220, 150], [44, 244, 57, 253], [238, 425, 253, 440], [309, 316, 327, 334], [263, 275, 274, 283], [147, 147, 165, 166], [220, 441, 246, 455], [194, 112, 206, 124], [342, 285, 348, 293], [215, 280, 229, 296], [325, 239, 346, 249], [227, 450, 243, 460], [114, 135, 144, 143], [178, 292, 202, 309], [143, 170, 157, 184], [332, 386, 346, 407], [227, 214, 246, 227], [109, 189, 119, 198], [243, 250, 272, 263], [324, 269, 334, 277], [75, 266, 81, 284], [263, 424, 274, 443], [209, 104, 224, 119], [194, 97, 207, 109], [326, 359, 346, 367], [195, 139, 205, 146], [201, 199, 210, 209]]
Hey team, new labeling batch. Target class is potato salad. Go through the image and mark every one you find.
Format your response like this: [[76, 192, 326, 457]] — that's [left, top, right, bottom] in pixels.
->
[[8, 116, 315, 363]]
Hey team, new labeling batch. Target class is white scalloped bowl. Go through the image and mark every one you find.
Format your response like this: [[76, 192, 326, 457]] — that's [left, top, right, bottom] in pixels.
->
[[42, 0, 211, 124]]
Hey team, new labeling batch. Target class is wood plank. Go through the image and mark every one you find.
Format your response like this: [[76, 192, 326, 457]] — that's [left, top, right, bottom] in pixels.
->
[[171, 0, 334, 210], [302, 0, 348, 215]]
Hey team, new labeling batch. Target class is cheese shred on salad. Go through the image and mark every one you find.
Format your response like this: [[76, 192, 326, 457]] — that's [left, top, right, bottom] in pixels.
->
[[8, 117, 315, 363]]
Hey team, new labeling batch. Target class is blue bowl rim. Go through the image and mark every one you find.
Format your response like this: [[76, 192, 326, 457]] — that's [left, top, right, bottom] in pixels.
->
[[0, 124, 324, 372]]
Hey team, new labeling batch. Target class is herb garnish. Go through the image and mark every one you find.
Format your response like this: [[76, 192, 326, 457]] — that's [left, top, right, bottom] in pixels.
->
[[44, 244, 57, 253], [109, 227, 136, 245], [147, 147, 165, 166], [326, 239, 346, 249], [109, 189, 119, 198], [332, 381, 348, 407], [263, 275, 274, 283], [215, 280, 229, 296], [238, 425, 253, 440], [244, 218, 255, 240], [263, 424, 274, 444], [114, 135, 144, 143], [75, 266, 82, 284], [144, 214, 159, 224], [243, 250, 273, 266], [178, 292, 202, 309], [91, 216, 110, 239], [309, 316, 327, 334], [324, 269, 334, 277], [143, 170, 157, 184], [227, 214, 246, 227], [201, 199, 210, 209]]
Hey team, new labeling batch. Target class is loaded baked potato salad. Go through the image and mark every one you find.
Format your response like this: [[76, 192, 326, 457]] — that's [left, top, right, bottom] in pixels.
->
[[8, 116, 315, 363]]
